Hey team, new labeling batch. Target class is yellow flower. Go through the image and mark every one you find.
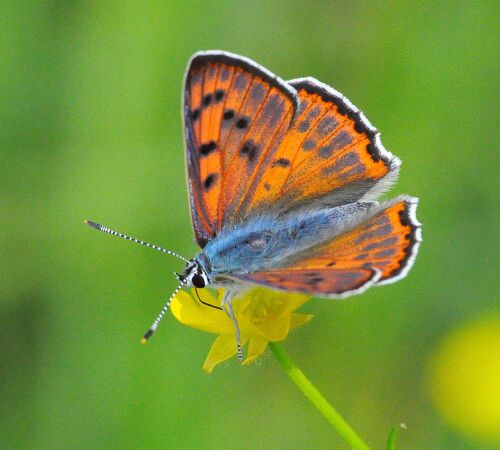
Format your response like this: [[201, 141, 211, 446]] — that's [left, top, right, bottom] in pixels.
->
[[427, 314, 500, 446], [170, 287, 313, 373]]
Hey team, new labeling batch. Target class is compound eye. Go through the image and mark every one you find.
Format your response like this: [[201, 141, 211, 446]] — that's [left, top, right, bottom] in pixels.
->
[[192, 274, 206, 288]]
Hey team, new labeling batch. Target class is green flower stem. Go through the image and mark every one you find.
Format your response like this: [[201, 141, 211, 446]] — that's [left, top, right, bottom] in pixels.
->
[[269, 342, 371, 450]]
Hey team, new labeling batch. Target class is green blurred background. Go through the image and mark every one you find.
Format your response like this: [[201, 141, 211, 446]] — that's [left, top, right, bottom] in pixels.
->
[[2, 1, 498, 449]]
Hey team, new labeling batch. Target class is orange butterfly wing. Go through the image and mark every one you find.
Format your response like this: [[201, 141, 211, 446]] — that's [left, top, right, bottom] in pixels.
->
[[234, 267, 381, 297], [244, 78, 400, 215], [184, 51, 298, 247], [185, 53, 404, 253], [233, 198, 421, 296]]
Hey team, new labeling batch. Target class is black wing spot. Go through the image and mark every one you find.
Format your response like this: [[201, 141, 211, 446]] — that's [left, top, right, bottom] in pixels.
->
[[199, 141, 217, 156], [264, 183, 271, 191], [326, 261, 336, 267], [236, 117, 249, 129], [240, 140, 259, 163], [223, 109, 235, 120], [271, 158, 290, 167], [191, 109, 200, 121], [203, 173, 218, 191], [215, 89, 225, 102], [203, 94, 212, 107]]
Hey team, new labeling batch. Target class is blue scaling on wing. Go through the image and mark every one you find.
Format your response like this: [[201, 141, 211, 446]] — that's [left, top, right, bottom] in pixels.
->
[[198, 202, 375, 278]]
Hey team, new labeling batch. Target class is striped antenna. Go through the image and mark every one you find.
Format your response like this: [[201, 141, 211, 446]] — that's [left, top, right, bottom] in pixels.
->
[[140, 279, 186, 344], [84, 220, 189, 263]]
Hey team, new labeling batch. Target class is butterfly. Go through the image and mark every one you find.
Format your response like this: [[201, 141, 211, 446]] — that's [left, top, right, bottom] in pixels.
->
[[86, 50, 421, 360]]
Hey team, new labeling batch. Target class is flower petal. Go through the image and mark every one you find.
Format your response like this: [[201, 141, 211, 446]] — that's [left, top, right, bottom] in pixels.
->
[[170, 290, 234, 335], [202, 334, 249, 373], [238, 288, 312, 340], [243, 337, 268, 366], [290, 313, 314, 330], [257, 316, 292, 341], [278, 292, 312, 314]]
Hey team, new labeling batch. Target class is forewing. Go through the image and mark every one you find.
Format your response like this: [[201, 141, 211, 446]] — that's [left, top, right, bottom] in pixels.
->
[[245, 77, 400, 214], [183, 51, 298, 247], [232, 197, 421, 296]]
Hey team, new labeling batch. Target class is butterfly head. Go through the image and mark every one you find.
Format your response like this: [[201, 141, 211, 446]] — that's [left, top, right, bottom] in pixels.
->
[[177, 259, 210, 289]]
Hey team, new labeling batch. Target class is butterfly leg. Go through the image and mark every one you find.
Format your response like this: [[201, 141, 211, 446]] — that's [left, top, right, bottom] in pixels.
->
[[221, 290, 243, 362]]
